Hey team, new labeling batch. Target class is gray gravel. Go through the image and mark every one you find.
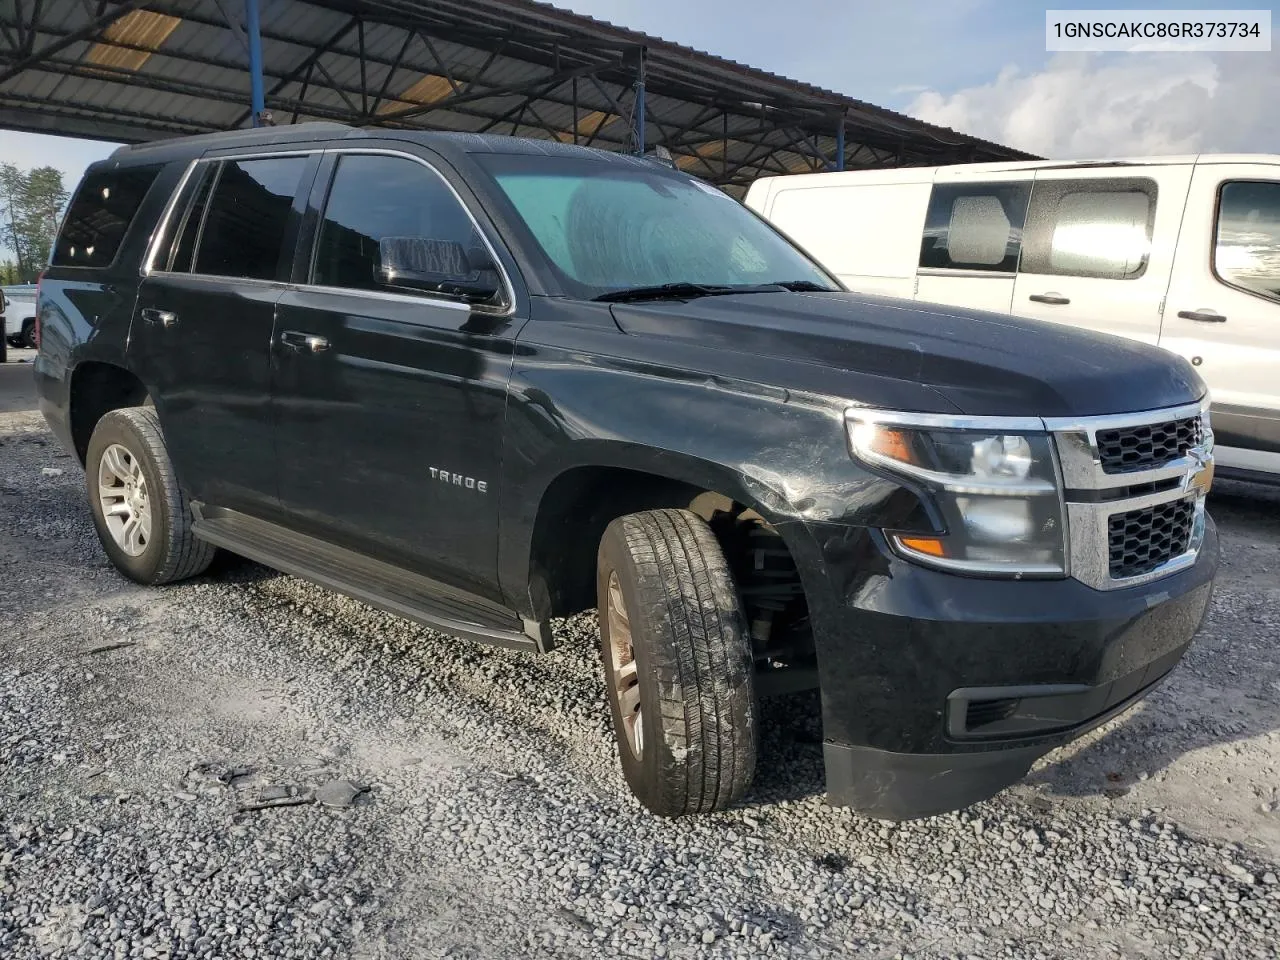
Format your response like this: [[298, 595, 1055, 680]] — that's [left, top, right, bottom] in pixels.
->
[[3, 393, 1280, 959]]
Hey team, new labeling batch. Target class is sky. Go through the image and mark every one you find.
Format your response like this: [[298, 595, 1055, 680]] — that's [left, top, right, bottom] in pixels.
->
[[1, 0, 1277, 259]]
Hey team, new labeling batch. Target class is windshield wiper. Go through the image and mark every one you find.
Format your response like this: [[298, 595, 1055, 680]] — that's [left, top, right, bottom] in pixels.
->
[[593, 282, 742, 303], [766, 279, 837, 292], [593, 280, 836, 303]]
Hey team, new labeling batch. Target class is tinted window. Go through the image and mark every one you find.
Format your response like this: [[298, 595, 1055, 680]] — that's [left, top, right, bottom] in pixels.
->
[[165, 164, 216, 273], [193, 157, 306, 280], [312, 154, 481, 292], [1215, 180, 1280, 303], [477, 154, 835, 298], [1021, 178, 1155, 280], [919, 182, 1030, 272], [52, 164, 163, 268]]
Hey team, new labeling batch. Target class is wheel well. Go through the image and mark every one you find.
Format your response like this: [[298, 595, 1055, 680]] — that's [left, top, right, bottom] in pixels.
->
[[528, 467, 812, 668], [69, 362, 150, 464]]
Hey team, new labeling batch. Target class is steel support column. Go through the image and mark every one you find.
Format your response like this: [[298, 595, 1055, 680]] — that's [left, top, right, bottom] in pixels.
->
[[835, 116, 846, 171], [244, 0, 266, 125]]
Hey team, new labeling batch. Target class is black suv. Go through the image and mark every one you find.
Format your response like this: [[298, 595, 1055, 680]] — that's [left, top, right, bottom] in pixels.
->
[[36, 124, 1218, 819]]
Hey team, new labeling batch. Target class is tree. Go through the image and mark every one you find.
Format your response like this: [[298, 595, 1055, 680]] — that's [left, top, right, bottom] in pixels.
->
[[0, 164, 68, 283]]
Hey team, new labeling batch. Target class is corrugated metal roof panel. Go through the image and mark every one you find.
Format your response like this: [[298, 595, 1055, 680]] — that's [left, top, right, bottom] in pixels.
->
[[0, 0, 1034, 181]]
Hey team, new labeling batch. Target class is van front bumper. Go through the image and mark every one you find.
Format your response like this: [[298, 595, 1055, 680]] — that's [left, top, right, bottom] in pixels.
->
[[779, 515, 1218, 820]]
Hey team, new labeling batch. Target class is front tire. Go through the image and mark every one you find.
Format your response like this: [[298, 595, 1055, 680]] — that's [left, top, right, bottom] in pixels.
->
[[597, 508, 758, 816], [19, 319, 36, 350], [86, 407, 215, 585]]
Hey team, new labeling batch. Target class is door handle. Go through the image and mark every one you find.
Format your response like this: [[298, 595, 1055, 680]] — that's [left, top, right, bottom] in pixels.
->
[[281, 330, 330, 353], [140, 307, 179, 328], [1177, 309, 1227, 323], [1029, 293, 1070, 305]]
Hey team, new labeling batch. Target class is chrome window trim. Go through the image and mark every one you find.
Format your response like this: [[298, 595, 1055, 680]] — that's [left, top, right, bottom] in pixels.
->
[[141, 158, 199, 276], [140, 147, 516, 317], [285, 281, 470, 313]]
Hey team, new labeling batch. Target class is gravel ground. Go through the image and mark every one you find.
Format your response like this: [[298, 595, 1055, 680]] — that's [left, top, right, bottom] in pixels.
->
[[3, 361, 1280, 959]]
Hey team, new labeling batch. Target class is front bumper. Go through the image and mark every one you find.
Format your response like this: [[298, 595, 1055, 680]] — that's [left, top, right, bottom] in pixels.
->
[[779, 515, 1218, 820]]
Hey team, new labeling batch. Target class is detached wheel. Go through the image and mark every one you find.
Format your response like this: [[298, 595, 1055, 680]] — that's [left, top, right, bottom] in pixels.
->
[[86, 407, 215, 585], [597, 508, 757, 816]]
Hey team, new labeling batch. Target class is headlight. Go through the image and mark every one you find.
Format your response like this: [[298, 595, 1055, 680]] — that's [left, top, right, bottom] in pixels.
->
[[846, 411, 1066, 576]]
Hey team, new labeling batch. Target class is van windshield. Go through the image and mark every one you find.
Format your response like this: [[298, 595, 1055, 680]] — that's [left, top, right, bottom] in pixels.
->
[[477, 154, 837, 300]]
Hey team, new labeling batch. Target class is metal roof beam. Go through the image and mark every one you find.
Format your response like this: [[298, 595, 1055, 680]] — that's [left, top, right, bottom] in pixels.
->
[[378, 58, 618, 122], [0, 0, 151, 86]]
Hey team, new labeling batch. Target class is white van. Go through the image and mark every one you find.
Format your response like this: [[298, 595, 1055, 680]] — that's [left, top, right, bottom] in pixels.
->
[[745, 156, 1280, 484]]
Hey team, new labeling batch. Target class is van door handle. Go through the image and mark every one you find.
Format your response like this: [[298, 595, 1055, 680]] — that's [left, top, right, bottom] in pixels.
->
[[140, 308, 178, 328], [1029, 293, 1070, 305], [1177, 309, 1227, 323], [281, 331, 330, 353]]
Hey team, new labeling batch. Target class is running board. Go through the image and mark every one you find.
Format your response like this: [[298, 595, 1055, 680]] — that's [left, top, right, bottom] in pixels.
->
[[191, 505, 551, 653]]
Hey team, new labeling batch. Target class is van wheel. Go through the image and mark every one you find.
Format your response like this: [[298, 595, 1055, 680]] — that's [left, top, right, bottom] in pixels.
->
[[86, 407, 215, 585], [597, 508, 757, 816], [20, 319, 36, 350]]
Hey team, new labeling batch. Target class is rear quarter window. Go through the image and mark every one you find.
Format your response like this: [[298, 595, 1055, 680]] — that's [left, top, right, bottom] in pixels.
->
[[51, 164, 164, 268]]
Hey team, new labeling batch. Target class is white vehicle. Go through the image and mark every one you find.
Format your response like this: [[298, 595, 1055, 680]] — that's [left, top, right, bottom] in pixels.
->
[[3, 284, 38, 349], [745, 156, 1280, 484]]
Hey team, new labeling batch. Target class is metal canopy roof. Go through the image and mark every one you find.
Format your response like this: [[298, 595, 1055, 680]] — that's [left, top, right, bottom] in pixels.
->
[[0, 0, 1036, 192]]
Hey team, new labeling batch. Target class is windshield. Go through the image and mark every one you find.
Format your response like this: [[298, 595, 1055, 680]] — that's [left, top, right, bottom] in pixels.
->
[[477, 155, 837, 299]]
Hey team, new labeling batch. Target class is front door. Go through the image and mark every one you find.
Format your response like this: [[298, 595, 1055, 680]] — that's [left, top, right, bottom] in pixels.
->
[[131, 154, 313, 513], [1163, 164, 1280, 471], [271, 150, 522, 600], [1011, 166, 1192, 345]]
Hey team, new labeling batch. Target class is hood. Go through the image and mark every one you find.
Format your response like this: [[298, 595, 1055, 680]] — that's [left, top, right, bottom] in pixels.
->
[[609, 291, 1204, 418]]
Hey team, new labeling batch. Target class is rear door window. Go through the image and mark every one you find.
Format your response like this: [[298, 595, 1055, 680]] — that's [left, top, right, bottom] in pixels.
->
[[1020, 178, 1156, 279], [919, 182, 1030, 272], [51, 164, 164, 268], [1214, 180, 1280, 303], [192, 157, 307, 281]]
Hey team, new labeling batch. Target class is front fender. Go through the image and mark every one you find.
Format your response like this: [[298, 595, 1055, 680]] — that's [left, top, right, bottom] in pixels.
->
[[497, 324, 924, 613]]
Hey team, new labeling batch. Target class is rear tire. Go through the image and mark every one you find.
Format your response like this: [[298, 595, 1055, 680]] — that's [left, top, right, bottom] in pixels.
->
[[86, 407, 215, 585], [19, 319, 36, 350], [597, 508, 757, 816]]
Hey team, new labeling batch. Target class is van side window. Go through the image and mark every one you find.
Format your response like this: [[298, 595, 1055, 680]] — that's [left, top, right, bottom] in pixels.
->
[[51, 164, 164, 268], [1020, 178, 1156, 280], [919, 182, 1030, 272], [192, 157, 307, 281], [311, 154, 481, 293], [1215, 181, 1280, 303]]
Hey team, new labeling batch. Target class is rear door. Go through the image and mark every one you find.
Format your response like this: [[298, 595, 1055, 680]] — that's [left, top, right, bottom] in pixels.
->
[[914, 171, 1034, 313], [270, 148, 522, 600], [132, 152, 316, 513], [1011, 166, 1192, 345], [1163, 163, 1280, 470]]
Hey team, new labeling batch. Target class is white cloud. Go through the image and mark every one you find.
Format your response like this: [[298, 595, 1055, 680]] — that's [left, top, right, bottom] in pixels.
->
[[908, 52, 1280, 159]]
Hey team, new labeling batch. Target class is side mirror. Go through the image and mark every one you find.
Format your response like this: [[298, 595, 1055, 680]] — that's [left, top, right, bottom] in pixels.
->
[[376, 236, 502, 303]]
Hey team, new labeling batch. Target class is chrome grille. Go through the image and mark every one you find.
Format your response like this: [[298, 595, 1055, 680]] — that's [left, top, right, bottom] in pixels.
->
[[1048, 400, 1213, 591], [1107, 498, 1196, 580], [1095, 416, 1202, 474]]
